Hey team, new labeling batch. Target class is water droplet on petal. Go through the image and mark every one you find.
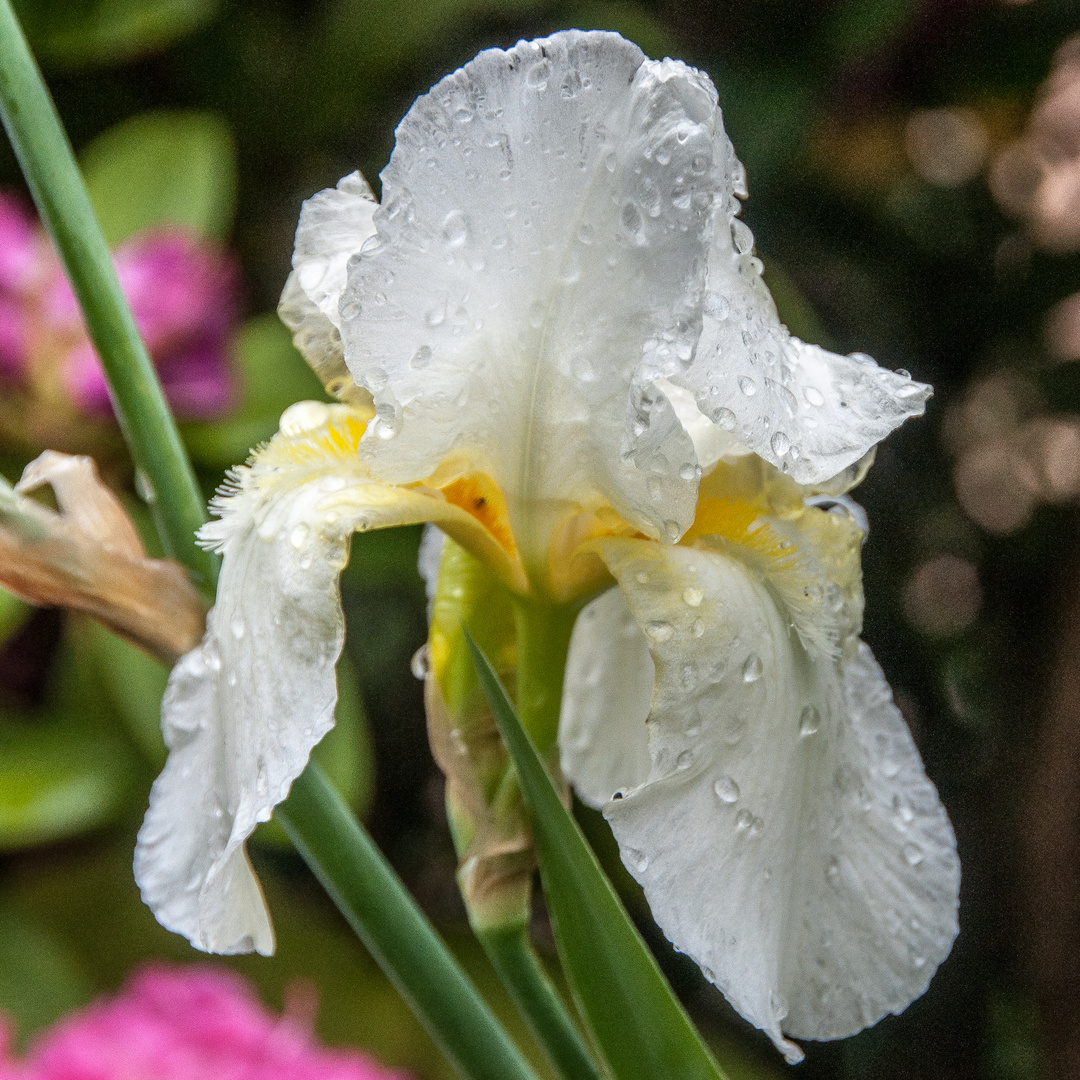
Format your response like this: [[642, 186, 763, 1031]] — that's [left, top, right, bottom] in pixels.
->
[[771, 431, 791, 457], [738, 376, 757, 397], [736, 809, 753, 832], [714, 776, 740, 803], [410, 644, 432, 680], [892, 794, 915, 824], [411, 345, 433, 369], [627, 848, 649, 873], [703, 292, 730, 320], [290, 523, 309, 550], [635, 571, 649, 584], [804, 386, 825, 407], [577, 222, 594, 244], [682, 586, 704, 607], [664, 520, 681, 542], [620, 202, 645, 243], [799, 705, 820, 738], [903, 843, 924, 867], [826, 856, 840, 880], [742, 654, 763, 682], [442, 210, 468, 248], [770, 991, 788, 1020], [731, 219, 754, 255], [230, 616, 246, 640], [526, 58, 551, 89], [676, 750, 693, 770], [715, 407, 736, 430], [646, 621, 674, 643]]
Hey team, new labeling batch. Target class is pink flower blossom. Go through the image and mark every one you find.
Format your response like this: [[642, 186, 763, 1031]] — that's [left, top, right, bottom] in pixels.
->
[[0, 965, 408, 1080], [0, 188, 238, 420], [48, 230, 238, 419], [0, 195, 40, 379]]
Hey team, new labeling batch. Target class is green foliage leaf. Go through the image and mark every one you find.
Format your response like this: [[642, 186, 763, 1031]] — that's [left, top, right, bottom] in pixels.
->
[[80, 109, 237, 244], [0, 586, 29, 645], [0, 905, 91, 1040], [465, 634, 729, 1080], [79, 618, 170, 765], [824, 0, 915, 61], [15, 0, 221, 69], [181, 314, 326, 468], [0, 722, 135, 849]]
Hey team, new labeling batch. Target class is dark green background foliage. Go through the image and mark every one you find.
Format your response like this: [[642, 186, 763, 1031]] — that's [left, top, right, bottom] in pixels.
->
[[1, 1, 1079, 1078]]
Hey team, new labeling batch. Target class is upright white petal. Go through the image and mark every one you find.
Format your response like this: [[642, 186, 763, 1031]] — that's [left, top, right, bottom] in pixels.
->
[[339, 30, 725, 542], [278, 172, 377, 404], [135, 404, 512, 954], [558, 586, 653, 809], [670, 156, 931, 484], [597, 538, 959, 1062]]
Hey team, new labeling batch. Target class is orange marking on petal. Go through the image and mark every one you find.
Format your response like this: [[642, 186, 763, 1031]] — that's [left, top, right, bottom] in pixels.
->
[[439, 474, 520, 562]]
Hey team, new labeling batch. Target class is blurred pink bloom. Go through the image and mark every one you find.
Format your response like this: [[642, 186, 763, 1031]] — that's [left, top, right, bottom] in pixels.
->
[[47, 230, 238, 419], [0, 964, 408, 1080], [0, 187, 238, 421], [0, 195, 40, 379]]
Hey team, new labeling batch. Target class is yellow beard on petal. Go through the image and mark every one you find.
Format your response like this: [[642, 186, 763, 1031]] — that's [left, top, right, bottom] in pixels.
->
[[679, 469, 865, 658], [254, 405, 369, 475]]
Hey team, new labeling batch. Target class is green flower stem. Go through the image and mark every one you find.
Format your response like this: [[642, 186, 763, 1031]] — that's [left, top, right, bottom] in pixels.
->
[[477, 924, 606, 1080], [512, 596, 578, 750], [277, 763, 542, 1080], [0, 0, 215, 588]]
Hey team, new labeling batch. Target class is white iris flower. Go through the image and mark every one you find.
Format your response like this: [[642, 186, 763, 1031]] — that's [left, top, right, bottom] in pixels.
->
[[134, 30, 959, 1063]]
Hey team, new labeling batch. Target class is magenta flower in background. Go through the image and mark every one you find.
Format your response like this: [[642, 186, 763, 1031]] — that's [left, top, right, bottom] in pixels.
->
[[0, 964, 409, 1080], [49, 231, 238, 419], [0, 190, 238, 421], [0, 195, 42, 380]]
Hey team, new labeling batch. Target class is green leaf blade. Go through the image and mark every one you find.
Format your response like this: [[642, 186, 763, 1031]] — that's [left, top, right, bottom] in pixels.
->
[[81, 109, 237, 244], [465, 633, 729, 1080]]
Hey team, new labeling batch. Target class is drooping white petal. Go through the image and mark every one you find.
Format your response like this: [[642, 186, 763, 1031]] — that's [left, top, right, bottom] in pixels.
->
[[339, 30, 728, 541], [278, 172, 377, 404], [134, 403, 511, 954], [670, 168, 932, 484], [597, 538, 959, 1062], [558, 586, 653, 809]]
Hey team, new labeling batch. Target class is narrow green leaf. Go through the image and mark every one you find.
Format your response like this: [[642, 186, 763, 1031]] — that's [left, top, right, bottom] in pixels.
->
[[276, 763, 543, 1080], [81, 110, 237, 244], [477, 924, 607, 1080], [466, 633, 729, 1080]]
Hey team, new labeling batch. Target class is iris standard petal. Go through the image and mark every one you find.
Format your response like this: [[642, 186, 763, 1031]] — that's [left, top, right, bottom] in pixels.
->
[[278, 172, 378, 406], [595, 537, 959, 1063], [135, 403, 516, 954], [558, 585, 653, 810], [339, 30, 727, 543], [670, 169, 932, 484]]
